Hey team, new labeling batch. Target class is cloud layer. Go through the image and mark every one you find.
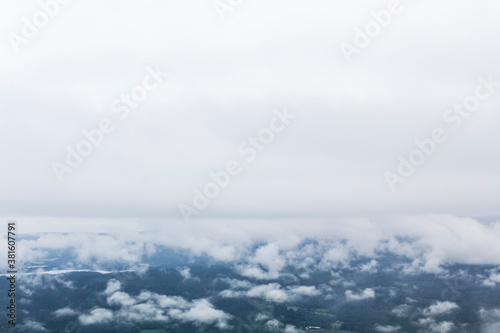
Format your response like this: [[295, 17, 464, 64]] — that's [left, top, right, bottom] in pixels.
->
[[5, 215, 500, 276]]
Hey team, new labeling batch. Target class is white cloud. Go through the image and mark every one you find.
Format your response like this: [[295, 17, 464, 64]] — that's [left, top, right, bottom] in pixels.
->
[[79, 308, 114, 325], [374, 324, 401, 333], [169, 299, 232, 328], [238, 243, 287, 279], [254, 243, 286, 272], [345, 288, 375, 301], [18, 320, 47, 332], [151, 295, 190, 309], [479, 308, 500, 333], [220, 281, 320, 303], [319, 244, 351, 270], [104, 279, 121, 295], [178, 267, 191, 279], [264, 319, 303, 333], [428, 321, 456, 333], [125, 303, 169, 322], [480, 308, 500, 321], [79, 278, 232, 328], [221, 278, 254, 290], [265, 319, 283, 329], [418, 317, 456, 332], [54, 307, 78, 317], [483, 269, 500, 287], [255, 313, 270, 321], [360, 260, 378, 273], [288, 286, 320, 297], [107, 291, 137, 307], [423, 301, 459, 317], [246, 283, 290, 303], [391, 304, 411, 318], [284, 325, 304, 333]]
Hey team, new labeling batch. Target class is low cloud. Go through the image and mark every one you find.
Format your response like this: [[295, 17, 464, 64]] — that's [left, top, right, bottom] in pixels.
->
[[178, 267, 191, 279], [220, 281, 320, 303], [79, 279, 231, 328], [423, 301, 459, 317], [289, 286, 321, 297], [107, 291, 137, 307], [79, 308, 114, 325], [18, 319, 48, 332], [244, 283, 289, 303], [374, 324, 401, 333], [417, 318, 455, 333], [483, 269, 500, 287], [391, 304, 411, 318], [480, 308, 500, 321], [169, 299, 231, 328], [479, 308, 500, 332], [264, 319, 303, 332], [54, 307, 78, 317], [345, 288, 375, 301], [360, 260, 378, 273], [104, 279, 121, 295]]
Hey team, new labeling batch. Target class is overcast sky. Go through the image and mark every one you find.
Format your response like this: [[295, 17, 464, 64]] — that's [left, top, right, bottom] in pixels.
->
[[1, 0, 500, 220]]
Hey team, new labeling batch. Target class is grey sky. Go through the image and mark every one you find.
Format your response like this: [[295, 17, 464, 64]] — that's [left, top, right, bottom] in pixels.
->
[[1, 0, 500, 219]]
